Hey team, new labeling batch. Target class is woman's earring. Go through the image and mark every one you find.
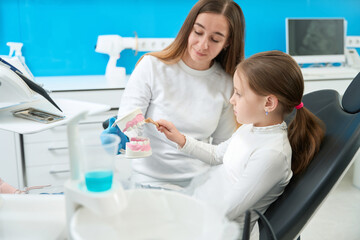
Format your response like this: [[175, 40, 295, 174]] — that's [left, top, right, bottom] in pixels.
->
[[265, 109, 269, 116]]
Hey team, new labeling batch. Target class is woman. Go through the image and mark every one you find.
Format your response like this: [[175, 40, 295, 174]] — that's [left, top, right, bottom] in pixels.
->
[[108, 0, 245, 188]]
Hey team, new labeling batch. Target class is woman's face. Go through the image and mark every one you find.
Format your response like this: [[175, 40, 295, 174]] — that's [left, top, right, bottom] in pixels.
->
[[183, 12, 229, 70], [229, 70, 267, 126]]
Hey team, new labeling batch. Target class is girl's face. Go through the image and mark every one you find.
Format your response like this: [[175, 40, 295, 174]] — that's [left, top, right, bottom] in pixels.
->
[[229, 70, 267, 126], [183, 12, 229, 70]]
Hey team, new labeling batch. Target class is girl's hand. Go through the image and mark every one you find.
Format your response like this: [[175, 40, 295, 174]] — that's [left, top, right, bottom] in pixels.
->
[[156, 119, 186, 148]]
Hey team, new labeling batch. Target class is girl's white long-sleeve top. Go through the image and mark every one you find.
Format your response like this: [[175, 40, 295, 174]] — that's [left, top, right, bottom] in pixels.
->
[[118, 55, 236, 182], [181, 122, 293, 231]]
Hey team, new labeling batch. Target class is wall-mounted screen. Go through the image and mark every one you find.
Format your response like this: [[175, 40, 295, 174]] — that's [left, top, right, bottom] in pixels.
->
[[286, 18, 346, 64]]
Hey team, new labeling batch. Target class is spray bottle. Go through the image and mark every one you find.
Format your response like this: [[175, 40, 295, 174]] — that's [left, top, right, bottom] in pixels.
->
[[6, 42, 34, 81]]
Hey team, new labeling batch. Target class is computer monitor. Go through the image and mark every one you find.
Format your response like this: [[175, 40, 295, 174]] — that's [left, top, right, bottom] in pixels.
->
[[286, 18, 347, 64]]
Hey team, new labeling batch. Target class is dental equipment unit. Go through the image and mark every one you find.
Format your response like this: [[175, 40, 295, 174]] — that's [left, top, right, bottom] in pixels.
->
[[0, 42, 62, 112]]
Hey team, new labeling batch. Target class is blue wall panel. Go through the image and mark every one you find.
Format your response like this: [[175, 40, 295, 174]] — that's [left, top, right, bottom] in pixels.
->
[[0, 0, 359, 77]]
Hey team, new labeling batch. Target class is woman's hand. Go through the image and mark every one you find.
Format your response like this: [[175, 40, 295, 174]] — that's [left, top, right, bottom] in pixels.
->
[[156, 119, 186, 148]]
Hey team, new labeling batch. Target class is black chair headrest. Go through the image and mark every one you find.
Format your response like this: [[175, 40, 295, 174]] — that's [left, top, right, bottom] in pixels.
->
[[342, 72, 360, 114]]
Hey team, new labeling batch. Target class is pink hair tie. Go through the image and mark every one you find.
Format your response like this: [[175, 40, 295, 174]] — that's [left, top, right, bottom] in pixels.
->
[[295, 102, 304, 110]]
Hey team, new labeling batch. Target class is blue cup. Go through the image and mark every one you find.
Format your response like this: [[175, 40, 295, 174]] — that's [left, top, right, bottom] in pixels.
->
[[82, 134, 120, 192]]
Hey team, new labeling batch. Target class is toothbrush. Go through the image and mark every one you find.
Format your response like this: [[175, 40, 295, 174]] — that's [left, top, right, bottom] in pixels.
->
[[145, 117, 159, 128]]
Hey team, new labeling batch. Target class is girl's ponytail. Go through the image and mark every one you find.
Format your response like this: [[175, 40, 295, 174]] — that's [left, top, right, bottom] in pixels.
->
[[288, 106, 325, 175]]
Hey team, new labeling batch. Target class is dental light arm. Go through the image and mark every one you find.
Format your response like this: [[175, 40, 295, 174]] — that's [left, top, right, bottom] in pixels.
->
[[95, 34, 173, 83], [95, 35, 136, 83]]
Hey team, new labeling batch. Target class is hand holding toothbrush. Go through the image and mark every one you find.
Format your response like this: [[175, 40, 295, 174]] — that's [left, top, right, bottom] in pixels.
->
[[156, 119, 186, 148]]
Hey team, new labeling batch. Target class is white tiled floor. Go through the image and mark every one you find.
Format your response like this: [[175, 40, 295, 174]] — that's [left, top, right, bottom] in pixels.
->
[[301, 165, 360, 240]]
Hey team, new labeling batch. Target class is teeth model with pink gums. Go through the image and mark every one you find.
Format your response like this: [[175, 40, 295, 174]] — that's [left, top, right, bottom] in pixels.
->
[[112, 108, 152, 158], [126, 137, 152, 158]]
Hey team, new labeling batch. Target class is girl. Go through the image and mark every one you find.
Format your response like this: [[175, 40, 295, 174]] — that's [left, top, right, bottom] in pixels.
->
[[107, 0, 246, 188], [157, 50, 325, 234]]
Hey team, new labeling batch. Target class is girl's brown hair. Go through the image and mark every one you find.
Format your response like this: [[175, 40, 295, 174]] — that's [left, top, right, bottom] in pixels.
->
[[237, 50, 325, 175], [138, 0, 245, 76]]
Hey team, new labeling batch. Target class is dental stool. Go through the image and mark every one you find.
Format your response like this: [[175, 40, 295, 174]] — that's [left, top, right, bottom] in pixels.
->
[[259, 72, 360, 240]]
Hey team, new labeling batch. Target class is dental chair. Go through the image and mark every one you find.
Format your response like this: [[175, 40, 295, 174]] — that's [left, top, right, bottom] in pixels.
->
[[258, 72, 360, 240]]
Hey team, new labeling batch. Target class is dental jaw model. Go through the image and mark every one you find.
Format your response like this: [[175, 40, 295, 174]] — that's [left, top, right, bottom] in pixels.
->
[[113, 108, 153, 158]]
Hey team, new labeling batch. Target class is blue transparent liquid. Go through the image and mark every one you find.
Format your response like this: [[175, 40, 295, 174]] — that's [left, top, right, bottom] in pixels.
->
[[85, 170, 113, 192]]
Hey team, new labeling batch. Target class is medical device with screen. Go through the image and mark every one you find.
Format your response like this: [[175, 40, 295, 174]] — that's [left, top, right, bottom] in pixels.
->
[[286, 18, 346, 64]]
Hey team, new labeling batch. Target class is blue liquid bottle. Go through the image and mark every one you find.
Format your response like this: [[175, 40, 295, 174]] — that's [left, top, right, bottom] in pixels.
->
[[85, 170, 113, 192]]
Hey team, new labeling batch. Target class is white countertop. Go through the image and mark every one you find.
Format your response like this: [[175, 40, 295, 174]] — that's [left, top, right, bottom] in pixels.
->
[[34, 73, 355, 90], [35, 75, 129, 91]]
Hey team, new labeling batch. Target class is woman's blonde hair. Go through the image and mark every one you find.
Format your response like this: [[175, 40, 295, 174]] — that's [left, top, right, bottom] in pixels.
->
[[237, 50, 325, 175], [138, 0, 245, 76]]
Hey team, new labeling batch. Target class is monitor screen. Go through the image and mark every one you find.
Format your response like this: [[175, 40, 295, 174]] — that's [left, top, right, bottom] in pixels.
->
[[286, 18, 346, 64]]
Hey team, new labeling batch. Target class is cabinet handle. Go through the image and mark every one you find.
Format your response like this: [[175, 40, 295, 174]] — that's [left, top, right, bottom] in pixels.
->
[[48, 146, 68, 151], [80, 121, 103, 125], [49, 170, 70, 174]]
